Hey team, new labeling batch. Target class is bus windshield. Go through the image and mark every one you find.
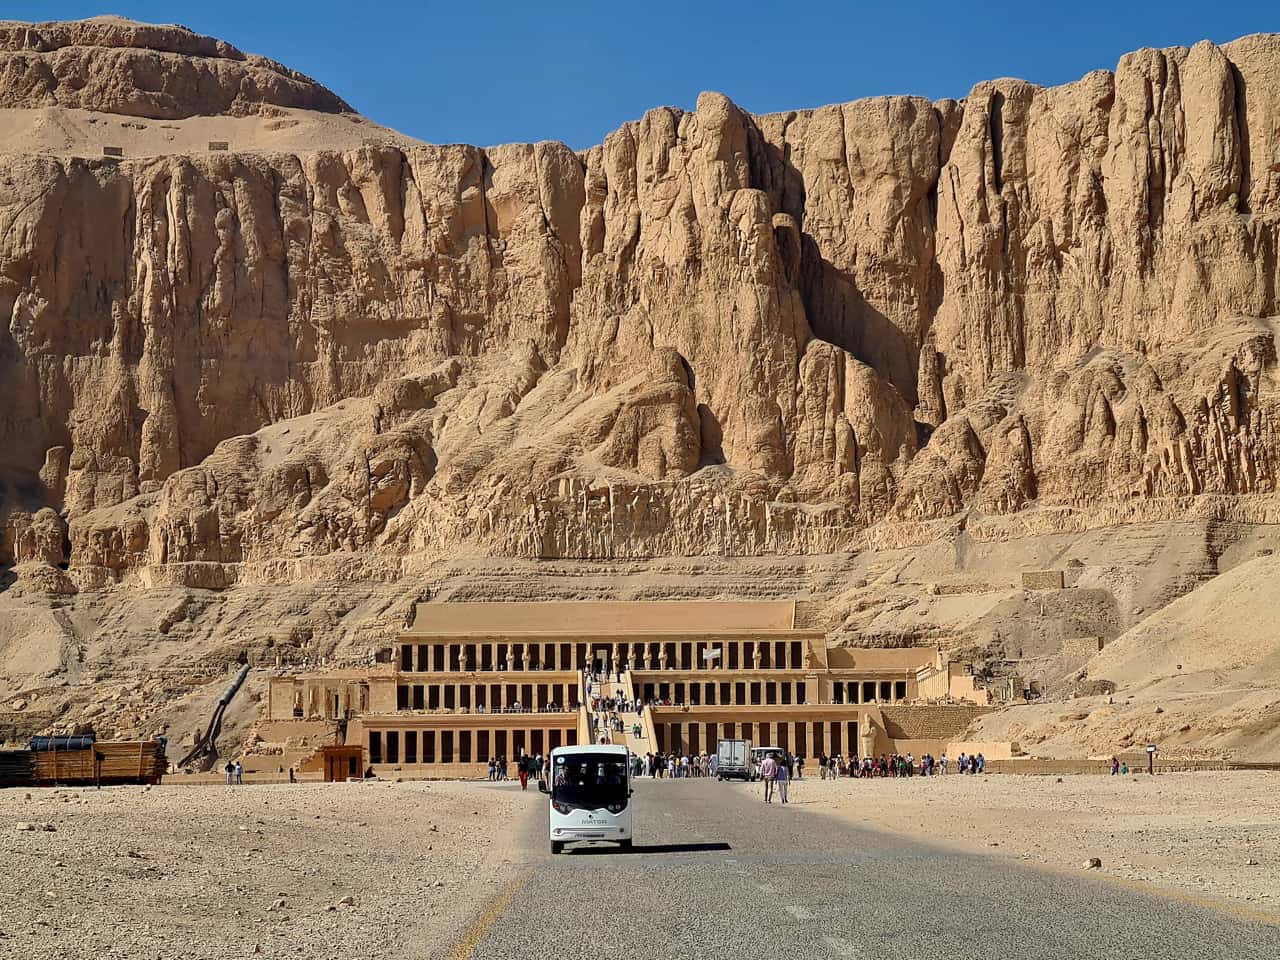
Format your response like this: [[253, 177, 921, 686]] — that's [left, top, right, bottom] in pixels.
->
[[551, 753, 629, 809]]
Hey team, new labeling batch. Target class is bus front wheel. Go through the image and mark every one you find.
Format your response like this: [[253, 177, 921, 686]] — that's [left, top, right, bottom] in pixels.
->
[[619, 838, 633, 851], [551, 840, 564, 855]]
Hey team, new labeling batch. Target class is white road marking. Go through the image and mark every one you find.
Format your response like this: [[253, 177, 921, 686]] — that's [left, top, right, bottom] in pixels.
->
[[784, 904, 814, 921], [822, 935, 861, 958]]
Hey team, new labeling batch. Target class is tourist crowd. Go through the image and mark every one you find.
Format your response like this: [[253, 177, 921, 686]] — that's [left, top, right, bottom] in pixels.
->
[[637, 751, 721, 778], [815, 750, 987, 778]]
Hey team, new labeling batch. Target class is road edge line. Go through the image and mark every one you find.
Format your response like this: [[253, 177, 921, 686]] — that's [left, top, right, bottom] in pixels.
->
[[445, 870, 529, 960]]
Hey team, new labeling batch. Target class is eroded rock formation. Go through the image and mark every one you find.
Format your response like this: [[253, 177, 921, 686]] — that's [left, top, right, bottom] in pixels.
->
[[0, 16, 350, 117], [2, 19, 1280, 588]]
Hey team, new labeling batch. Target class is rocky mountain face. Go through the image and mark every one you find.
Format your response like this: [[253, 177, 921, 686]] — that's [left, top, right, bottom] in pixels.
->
[[2, 20, 1280, 592], [0, 16, 350, 117]]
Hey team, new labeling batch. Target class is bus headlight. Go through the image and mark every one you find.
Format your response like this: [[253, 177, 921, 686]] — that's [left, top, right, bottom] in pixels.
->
[[552, 801, 571, 815]]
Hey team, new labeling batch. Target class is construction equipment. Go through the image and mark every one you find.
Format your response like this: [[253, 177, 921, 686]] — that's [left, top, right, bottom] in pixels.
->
[[175, 663, 251, 772]]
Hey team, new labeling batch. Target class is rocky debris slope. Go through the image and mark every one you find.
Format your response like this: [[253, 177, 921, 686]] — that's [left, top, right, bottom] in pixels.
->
[[3, 25, 1280, 591], [965, 550, 1280, 760]]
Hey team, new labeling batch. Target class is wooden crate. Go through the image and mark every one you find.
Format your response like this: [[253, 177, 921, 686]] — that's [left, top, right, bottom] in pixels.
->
[[31, 741, 167, 785]]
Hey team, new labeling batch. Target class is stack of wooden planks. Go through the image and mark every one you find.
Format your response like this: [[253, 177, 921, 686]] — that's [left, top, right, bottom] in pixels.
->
[[27, 740, 168, 786]]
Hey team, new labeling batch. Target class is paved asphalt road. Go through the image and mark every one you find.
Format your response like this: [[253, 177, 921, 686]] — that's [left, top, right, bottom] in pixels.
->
[[466, 778, 1280, 960]]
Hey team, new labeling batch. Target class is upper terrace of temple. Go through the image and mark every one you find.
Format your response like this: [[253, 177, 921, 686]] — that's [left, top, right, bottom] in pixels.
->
[[392, 600, 948, 679], [403, 600, 805, 636]]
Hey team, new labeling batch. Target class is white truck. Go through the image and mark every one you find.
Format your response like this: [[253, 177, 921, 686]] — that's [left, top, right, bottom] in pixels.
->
[[716, 738, 755, 781]]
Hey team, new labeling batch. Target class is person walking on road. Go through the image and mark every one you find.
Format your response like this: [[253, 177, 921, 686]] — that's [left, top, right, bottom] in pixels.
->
[[234, 760, 243, 785], [518, 755, 530, 790], [776, 758, 789, 804], [760, 752, 778, 803]]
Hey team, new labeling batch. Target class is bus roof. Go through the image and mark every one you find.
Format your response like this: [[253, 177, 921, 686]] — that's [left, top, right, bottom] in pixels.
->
[[550, 744, 628, 757]]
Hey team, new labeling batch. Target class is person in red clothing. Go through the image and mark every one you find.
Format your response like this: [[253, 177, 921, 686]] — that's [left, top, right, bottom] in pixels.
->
[[518, 754, 530, 790]]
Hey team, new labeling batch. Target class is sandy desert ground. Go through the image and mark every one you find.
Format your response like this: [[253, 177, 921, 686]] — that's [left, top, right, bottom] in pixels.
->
[[0, 780, 528, 960], [2, 771, 1276, 959], [792, 771, 1280, 920]]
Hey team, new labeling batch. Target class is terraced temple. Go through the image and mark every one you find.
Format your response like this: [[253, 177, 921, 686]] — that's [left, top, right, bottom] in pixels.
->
[[258, 601, 999, 777]]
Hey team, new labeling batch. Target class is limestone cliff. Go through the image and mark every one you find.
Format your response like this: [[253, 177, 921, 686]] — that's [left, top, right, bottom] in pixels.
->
[[3, 19, 1280, 589]]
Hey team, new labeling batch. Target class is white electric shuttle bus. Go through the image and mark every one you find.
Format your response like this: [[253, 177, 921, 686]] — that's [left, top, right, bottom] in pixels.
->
[[539, 744, 633, 854]]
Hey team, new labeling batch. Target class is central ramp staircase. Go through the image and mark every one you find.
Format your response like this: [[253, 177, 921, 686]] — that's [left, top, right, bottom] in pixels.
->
[[594, 672, 656, 756]]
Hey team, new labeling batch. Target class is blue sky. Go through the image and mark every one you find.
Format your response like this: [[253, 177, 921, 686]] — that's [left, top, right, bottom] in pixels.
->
[[9, 2, 1279, 149]]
